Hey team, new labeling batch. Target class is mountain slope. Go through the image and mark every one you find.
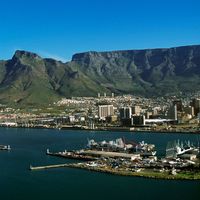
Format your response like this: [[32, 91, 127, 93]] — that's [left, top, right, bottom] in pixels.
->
[[0, 51, 60, 105], [72, 45, 200, 95], [0, 51, 108, 105], [0, 45, 200, 105]]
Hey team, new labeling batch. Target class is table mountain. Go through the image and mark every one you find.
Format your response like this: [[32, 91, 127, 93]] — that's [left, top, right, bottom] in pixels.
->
[[0, 45, 200, 105]]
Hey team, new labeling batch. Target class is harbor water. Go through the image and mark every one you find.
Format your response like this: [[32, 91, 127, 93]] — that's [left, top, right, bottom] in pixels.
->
[[0, 128, 199, 200]]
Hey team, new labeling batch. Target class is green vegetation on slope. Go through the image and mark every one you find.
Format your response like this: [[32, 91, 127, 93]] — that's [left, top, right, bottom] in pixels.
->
[[0, 45, 200, 105]]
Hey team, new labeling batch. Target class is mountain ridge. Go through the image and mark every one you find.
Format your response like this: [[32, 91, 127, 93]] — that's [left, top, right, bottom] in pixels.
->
[[0, 44, 200, 105]]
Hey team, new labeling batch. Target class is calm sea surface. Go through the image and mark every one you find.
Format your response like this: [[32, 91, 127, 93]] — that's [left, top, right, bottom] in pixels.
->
[[0, 128, 199, 200]]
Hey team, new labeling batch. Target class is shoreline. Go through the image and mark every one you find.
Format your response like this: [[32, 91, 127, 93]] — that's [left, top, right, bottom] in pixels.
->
[[68, 163, 200, 181], [29, 162, 200, 181], [0, 125, 200, 135]]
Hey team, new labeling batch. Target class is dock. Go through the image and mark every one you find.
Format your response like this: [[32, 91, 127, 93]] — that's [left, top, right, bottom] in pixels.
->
[[82, 150, 140, 159], [46, 149, 96, 161], [30, 163, 70, 170]]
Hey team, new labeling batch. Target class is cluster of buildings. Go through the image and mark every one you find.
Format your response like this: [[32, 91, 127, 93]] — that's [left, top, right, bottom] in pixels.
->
[[97, 95, 200, 128], [1, 93, 200, 131]]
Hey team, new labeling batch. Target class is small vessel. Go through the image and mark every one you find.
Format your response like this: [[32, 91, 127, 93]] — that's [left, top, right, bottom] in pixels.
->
[[0, 145, 11, 151]]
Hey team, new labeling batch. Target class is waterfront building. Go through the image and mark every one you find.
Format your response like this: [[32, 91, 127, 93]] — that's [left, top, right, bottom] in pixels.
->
[[173, 100, 183, 112], [89, 121, 95, 129], [119, 107, 132, 119], [68, 115, 75, 123], [106, 115, 118, 123], [145, 111, 152, 119], [152, 107, 159, 116], [191, 98, 200, 116], [119, 107, 133, 126], [132, 106, 141, 115], [132, 115, 146, 126], [198, 113, 200, 121], [183, 106, 194, 116], [80, 116, 86, 122], [98, 105, 114, 120], [168, 105, 177, 121]]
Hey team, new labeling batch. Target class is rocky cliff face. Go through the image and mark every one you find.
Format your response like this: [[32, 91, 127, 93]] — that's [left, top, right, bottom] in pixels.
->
[[72, 45, 200, 95], [0, 45, 200, 105], [72, 45, 200, 80], [0, 51, 108, 105]]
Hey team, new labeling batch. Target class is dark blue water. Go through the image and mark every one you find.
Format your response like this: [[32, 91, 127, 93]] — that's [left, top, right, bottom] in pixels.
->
[[0, 128, 199, 200]]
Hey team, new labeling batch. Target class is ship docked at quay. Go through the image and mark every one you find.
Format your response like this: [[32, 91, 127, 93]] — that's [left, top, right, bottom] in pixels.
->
[[166, 140, 200, 159], [87, 138, 157, 157], [45, 138, 199, 162]]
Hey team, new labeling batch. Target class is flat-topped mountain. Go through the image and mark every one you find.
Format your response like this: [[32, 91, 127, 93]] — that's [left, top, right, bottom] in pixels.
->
[[0, 45, 200, 105]]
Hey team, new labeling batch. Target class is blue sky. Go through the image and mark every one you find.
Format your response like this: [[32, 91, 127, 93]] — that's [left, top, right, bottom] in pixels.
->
[[0, 0, 200, 61]]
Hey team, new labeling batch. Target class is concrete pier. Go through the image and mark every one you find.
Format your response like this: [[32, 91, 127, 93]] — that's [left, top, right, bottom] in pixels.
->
[[47, 151, 96, 161], [30, 163, 70, 170]]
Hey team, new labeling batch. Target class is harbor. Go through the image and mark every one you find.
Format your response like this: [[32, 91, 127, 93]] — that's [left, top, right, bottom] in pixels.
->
[[1, 127, 200, 200], [31, 137, 200, 180]]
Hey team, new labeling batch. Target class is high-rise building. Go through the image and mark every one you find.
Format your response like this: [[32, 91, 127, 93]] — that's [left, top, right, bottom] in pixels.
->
[[191, 98, 200, 116], [98, 105, 114, 119], [132, 115, 146, 126], [145, 111, 152, 119], [152, 108, 158, 116], [173, 100, 183, 112], [132, 106, 141, 115], [168, 105, 177, 120], [119, 107, 132, 119], [183, 106, 194, 116]]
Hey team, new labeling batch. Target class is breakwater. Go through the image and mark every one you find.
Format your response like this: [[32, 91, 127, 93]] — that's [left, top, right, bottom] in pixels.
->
[[30, 163, 70, 170]]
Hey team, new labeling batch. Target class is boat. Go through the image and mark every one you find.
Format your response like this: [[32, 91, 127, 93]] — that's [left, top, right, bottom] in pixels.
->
[[166, 140, 197, 158], [0, 145, 11, 151]]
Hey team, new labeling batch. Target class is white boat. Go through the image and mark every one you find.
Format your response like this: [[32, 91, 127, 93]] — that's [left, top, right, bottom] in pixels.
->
[[176, 146, 194, 156], [0, 145, 11, 151], [166, 140, 195, 158]]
